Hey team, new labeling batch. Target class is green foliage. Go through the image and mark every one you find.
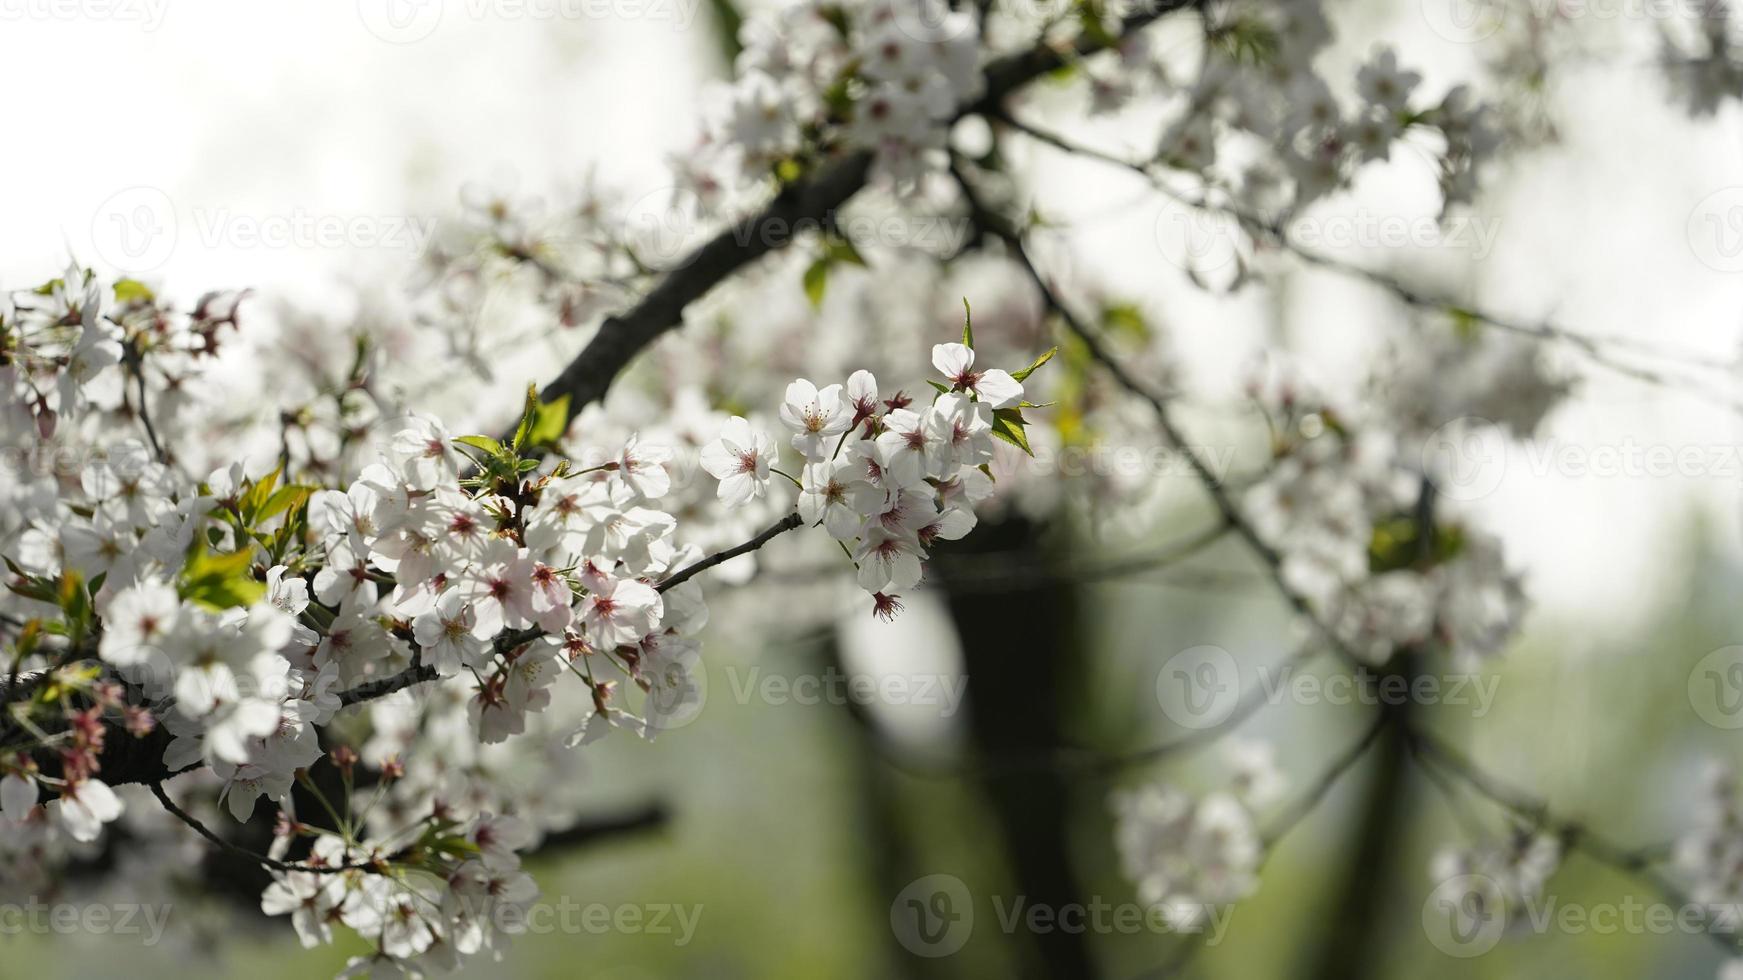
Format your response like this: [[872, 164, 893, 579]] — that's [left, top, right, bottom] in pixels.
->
[[1011, 346, 1057, 382], [1368, 514, 1466, 574], [803, 259, 830, 309], [180, 546, 265, 610], [990, 407, 1033, 456], [112, 279, 156, 304], [801, 235, 867, 310]]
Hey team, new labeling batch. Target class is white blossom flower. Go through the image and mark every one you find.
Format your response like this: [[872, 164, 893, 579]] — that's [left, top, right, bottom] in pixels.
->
[[853, 526, 926, 593], [931, 343, 1023, 409], [778, 378, 852, 459], [700, 416, 777, 507], [50, 778, 123, 842], [580, 572, 663, 648], [0, 773, 39, 825], [99, 578, 180, 667], [412, 590, 489, 675]]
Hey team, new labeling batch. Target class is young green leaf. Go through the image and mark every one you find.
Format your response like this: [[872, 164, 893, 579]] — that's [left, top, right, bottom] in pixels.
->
[[525, 393, 572, 449], [455, 435, 505, 457], [511, 384, 540, 453], [990, 407, 1034, 456], [180, 547, 265, 610], [803, 258, 830, 309], [1010, 346, 1057, 382]]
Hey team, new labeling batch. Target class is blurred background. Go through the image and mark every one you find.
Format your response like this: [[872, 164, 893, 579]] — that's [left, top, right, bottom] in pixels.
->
[[3, 0, 1743, 977]]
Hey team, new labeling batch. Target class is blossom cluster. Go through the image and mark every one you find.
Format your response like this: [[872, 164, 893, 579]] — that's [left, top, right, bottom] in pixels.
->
[[0, 254, 1038, 974], [1675, 761, 1743, 908], [1427, 830, 1562, 935], [1660, 1, 1743, 117], [1140, 4, 1501, 229], [1240, 337, 1559, 665], [261, 810, 541, 972], [698, 335, 1049, 614], [1110, 739, 1286, 931], [701, 0, 982, 189]]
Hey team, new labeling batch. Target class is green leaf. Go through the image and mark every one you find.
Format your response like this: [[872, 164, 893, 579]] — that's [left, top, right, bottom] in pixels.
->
[[1100, 302, 1149, 340], [1010, 346, 1058, 382], [256, 484, 315, 523], [511, 384, 540, 453], [239, 464, 282, 522], [455, 435, 504, 457], [823, 235, 866, 268], [3, 557, 59, 605], [57, 571, 91, 637], [990, 407, 1033, 456], [803, 259, 830, 309], [961, 298, 974, 348], [926, 379, 951, 394], [1448, 307, 1482, 340], [525, 393, 572, 449], [1367, 515, 1465, 574], [180, 548, 264, 610], [113, 279, 155, 304]]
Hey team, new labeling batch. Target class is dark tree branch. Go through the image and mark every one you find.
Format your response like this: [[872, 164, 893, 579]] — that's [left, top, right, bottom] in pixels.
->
[[530, 1, 1199, 430], [1406, 726, 1740, 955], [150, 781, 380, 875], [528, 800, 670, 854], [656, 512, 803, 593], [991, 111, 1743, 408], [951, 167, 1363, 668]]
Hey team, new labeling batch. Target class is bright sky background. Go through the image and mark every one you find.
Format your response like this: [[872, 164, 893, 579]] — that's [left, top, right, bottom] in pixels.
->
[[3, 0, 1742, 633]]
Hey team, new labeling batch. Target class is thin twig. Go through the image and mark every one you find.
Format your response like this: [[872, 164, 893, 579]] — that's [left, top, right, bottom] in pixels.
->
[[994, 111, 1743, 407], [149, 781, 377, 876], [1405, 727, 1740, 954], [657, 512, 804, 592], [1259, 711, 1390, 850], [953, 166, 1361, 667], [525, 2, 1201, 434]]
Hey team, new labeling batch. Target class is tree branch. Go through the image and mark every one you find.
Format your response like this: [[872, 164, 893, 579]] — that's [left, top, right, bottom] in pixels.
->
[[656, 512, 803, 593], [531, 1, 1200, 430], [1406, 726, 1738, 954], [951, 166, 1363, 667], [992, 111, 1743, 409]]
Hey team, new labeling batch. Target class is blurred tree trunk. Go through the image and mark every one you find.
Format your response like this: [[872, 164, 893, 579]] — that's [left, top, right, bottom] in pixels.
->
[[939, 514, 1095, 980], [1304, 654, 1423, 980]]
